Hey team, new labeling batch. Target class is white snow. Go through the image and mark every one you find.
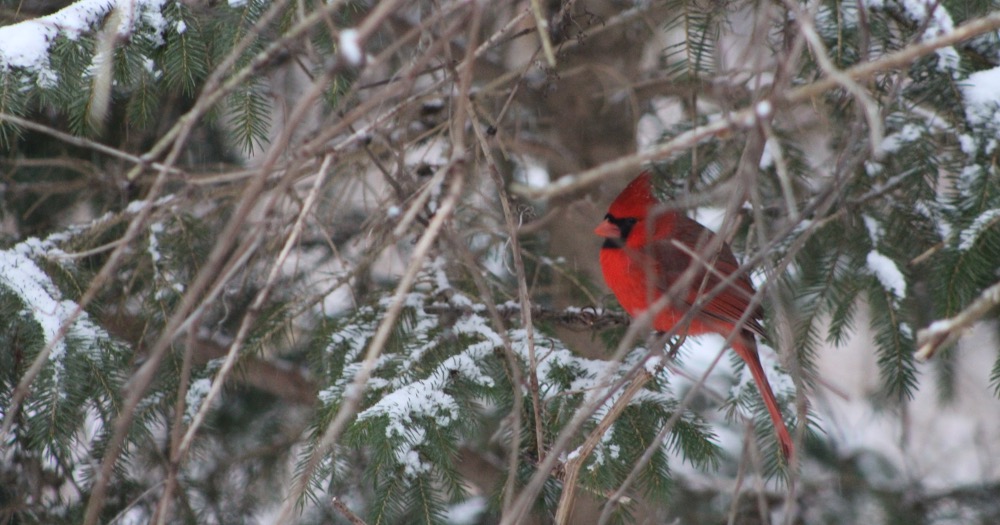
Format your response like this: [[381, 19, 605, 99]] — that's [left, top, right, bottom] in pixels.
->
[[866, 250, 906, 299], [0, 247, 72, 368], [185, 378, 212, 421], [445, 497, 486, 525], [759, 138, 775, 169], [879, 123, 923, 153], [814, 316, 1000, 490], [958, 134, 978, 156], [338, 29, 363, 66], [755, 100, 773, 118], [862, 215, 883, 245], [962, 67, 1000, 127], [519, 162, 550, 188]]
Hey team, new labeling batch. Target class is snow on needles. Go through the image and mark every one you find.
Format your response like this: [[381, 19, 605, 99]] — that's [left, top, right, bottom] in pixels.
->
[[0, 0, 169, 82], [0, 240, 106, 380], [866, 250, 907, 300], [338, 29, 363, 66], [959, 209, 1000, 251], [327, 258, 678, 478], [962, 67, 1000, 129]]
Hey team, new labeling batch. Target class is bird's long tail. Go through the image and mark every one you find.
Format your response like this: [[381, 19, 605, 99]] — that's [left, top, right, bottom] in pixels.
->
[[733, 340, 794, 459]]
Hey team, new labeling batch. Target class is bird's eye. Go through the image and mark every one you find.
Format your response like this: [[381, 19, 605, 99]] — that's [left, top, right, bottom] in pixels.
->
[[614, 217, 638, 239]]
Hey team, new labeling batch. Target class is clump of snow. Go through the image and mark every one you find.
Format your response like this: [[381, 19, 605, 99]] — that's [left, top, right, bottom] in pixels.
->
[[755, 100, 773, 118], [862, 215, 883, 245], [957, 134, 978, 157], [962, 67, 1000, 128], [446, 497, 486, 525], [148, 222, 164, 262], [879, 123, 923, 154], [185, 378, 212, 422], [338, 29, 363, 66], [866, 250, 907, 299], [759, 138, 775, 170], [588, 425, 621, 470], [517, 162, 550, 188]]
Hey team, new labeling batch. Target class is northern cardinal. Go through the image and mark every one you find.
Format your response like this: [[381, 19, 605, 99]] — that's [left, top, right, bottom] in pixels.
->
[[595, 172, 793, 459]]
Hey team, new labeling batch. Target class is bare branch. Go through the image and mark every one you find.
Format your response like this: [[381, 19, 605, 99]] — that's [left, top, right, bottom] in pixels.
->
[[916, 279, 1000, 361]]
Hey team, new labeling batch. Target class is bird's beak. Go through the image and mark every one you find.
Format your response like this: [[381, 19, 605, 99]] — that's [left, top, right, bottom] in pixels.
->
[[594, 220, 620, 238]]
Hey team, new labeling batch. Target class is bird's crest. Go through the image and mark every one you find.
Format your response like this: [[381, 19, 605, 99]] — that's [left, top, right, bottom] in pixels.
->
[[607, 172, 659, 219]]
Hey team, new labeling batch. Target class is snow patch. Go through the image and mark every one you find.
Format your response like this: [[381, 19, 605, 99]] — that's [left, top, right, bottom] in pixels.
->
[[862, 215, 883, 245], [446, 497, 487, 525], [185, 378, 212, 422], [879, 123, 922, 153], [962, 67, 1000, 127], [866, 251, 907, 299], [339, 29, 363, 66]]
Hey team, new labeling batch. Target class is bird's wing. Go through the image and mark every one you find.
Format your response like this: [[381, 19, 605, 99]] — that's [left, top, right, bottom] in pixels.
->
[[649, 215, 766, 338]]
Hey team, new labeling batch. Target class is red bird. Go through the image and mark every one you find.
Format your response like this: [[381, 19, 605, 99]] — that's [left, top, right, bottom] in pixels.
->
[[595, 172, 793, 459]]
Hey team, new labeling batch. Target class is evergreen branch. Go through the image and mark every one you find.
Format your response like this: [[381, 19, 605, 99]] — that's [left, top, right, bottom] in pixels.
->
[[916, 278, 1000, 360], [81, 0, 411, 518], [442, 236, 530, 514], [173, 155, 332, 478], [512, 10, 1000, 201], [332, 497, 369, 525], [597, 345, 730, 524], [277, 166, 467, 524], [555, 355, 657, 523], [500, 294, 668, 525]]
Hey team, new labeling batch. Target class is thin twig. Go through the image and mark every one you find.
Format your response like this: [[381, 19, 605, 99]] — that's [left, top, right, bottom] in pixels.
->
[[0, 112, 184, 176], [332, 497, 369, 525], [916, 279, 1000, 361], [528, 0, 557, 66]]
